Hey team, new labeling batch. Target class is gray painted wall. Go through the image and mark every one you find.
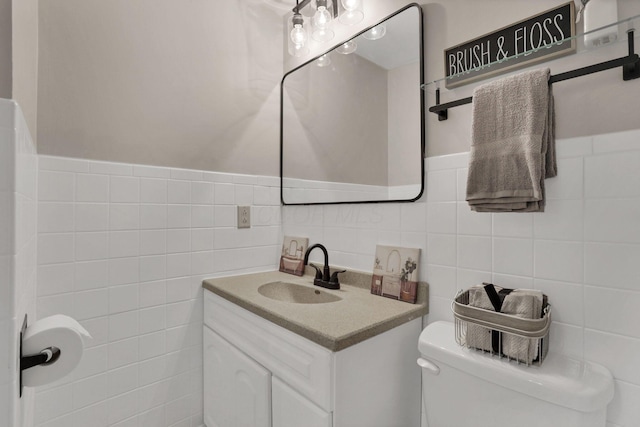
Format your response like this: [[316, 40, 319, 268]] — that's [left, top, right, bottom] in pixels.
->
[[37, 0, 286, 176], [388, 62, 420, 186], [0, 0, 12, 99], [0, 0, 38, 140], [36, 0, 640, 176], [11, 0, 38, 143], [283, 52, 389, 185], [423, 0, 640, 157]]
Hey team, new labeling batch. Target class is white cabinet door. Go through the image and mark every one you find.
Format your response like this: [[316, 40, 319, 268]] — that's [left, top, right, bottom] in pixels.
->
[[204, 327, 272, 427], [205, 291, 333, 411], [272, 377, 332, 427]]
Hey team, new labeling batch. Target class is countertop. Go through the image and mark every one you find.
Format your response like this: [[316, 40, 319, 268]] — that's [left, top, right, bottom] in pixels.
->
[[202, 269, 428, 351]]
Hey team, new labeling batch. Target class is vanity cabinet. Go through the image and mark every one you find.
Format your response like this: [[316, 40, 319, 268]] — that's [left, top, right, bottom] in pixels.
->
[[203, 290, 422, 427], [273, 377, 332, 427], [203, 327, 271, 427]]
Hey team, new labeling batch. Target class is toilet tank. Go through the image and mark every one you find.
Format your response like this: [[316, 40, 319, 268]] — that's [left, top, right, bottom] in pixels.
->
[[418, 321, 614, 427]]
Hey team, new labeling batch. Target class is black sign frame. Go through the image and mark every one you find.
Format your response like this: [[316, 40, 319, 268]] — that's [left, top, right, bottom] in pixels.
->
[[444, 2, 576, 89]]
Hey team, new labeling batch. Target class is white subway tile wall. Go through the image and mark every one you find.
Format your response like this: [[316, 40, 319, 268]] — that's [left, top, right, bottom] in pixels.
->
[[36, 156, 281, 427], [0, 108, 15, 427], [24, 128, 640, 427], [0, 99, 38, 427], [282, 129, 640, 427]]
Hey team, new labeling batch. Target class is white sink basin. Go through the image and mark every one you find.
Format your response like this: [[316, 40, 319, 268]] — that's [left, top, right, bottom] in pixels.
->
[[258, 281, 342, 304]]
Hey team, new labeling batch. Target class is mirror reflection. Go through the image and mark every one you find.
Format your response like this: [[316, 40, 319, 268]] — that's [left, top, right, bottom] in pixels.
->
[[281, 4, 424, 205]]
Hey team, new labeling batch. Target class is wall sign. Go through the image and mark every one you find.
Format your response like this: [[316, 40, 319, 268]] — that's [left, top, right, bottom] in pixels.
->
[[444, 2, 575, 89]]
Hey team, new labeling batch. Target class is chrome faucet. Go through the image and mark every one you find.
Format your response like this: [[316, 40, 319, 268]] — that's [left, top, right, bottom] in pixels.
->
[[303, 244, 345, 290]]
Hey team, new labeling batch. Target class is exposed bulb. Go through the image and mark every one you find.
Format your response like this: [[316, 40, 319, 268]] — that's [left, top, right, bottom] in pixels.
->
[[291, 24, 307, 46], [336, 40, 357, 54], [313, 5, 332, 29], [311, 0, 334, 42], [290, 12, 307, 47], [363, 24, 386, 40], [341, 0, 361, 11], [338, 0, 363, 26], [288, 12, 309, 57], [316, 54, 332, 67]]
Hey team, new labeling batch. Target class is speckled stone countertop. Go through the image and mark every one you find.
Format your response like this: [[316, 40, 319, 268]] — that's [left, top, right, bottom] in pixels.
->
[[202, 269, 428, 351]]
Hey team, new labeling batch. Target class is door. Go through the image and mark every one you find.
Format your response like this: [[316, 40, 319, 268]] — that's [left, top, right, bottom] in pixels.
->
[[272, 377, 332, 427], [204, 326, 271, 427]]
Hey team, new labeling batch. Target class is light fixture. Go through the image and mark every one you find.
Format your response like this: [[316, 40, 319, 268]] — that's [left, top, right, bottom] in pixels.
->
[[363, 23, 386, 40], [291, 13, 307, 45], [339, 0, 363, 25], [312, 0, 335, 42], [288, 3, 309, 57], [316, 53, 332, 67], [336, 40, 357, 54], [287, 0, 365, 57]]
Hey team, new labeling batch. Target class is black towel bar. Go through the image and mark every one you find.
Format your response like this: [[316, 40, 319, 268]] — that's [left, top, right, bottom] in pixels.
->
[[429, 30, 640, 121]]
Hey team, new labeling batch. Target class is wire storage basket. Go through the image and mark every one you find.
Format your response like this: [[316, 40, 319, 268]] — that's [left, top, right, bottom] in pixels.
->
[[452, 289, 551, 366]]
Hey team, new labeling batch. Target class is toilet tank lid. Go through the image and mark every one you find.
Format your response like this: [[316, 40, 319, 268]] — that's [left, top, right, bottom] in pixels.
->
[[418, 321, 614, 412]]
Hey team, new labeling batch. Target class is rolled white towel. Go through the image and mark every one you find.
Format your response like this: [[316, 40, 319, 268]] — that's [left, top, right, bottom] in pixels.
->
[[465, 285, 500, 353], [501, 289, 544, 363]]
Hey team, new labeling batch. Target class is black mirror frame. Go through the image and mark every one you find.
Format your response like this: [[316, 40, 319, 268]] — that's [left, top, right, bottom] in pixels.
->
[[280, 3, 425, 206]]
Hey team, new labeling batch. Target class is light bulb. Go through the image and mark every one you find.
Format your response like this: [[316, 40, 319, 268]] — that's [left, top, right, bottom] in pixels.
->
[[363, 24, 386, 40], [313, 6, 332, 29], [316, 54, 331, 67], [341, 0, 361, 11], [338, 0, 363, 26], [290, 12, 307, 47], [336, 40, 357, 54], [311, 0, 334, 42], [290, 24, 307, 46]]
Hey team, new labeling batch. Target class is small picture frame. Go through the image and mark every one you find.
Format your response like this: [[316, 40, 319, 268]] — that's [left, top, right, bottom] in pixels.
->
[[371, 245, 420, 304], [279, 236, 309, 276]]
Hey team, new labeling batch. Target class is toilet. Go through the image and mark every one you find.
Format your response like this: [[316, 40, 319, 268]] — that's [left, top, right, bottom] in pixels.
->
[[418, 321, 614, 427]]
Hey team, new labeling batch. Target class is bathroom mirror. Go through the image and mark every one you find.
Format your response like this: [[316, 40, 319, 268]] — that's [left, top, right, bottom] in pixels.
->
[[280, 3, 424, 205]]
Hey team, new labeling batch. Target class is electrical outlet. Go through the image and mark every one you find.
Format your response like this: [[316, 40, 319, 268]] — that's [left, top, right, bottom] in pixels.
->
[[237, 206, 251, 229]]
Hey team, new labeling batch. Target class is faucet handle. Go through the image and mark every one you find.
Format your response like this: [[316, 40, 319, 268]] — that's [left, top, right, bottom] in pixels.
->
[[309, 264, 323, 280], [330, 269, 346, 285]]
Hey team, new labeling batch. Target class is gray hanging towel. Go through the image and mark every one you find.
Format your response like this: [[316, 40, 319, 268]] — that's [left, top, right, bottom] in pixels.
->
[[466, 68, 557, 212]]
